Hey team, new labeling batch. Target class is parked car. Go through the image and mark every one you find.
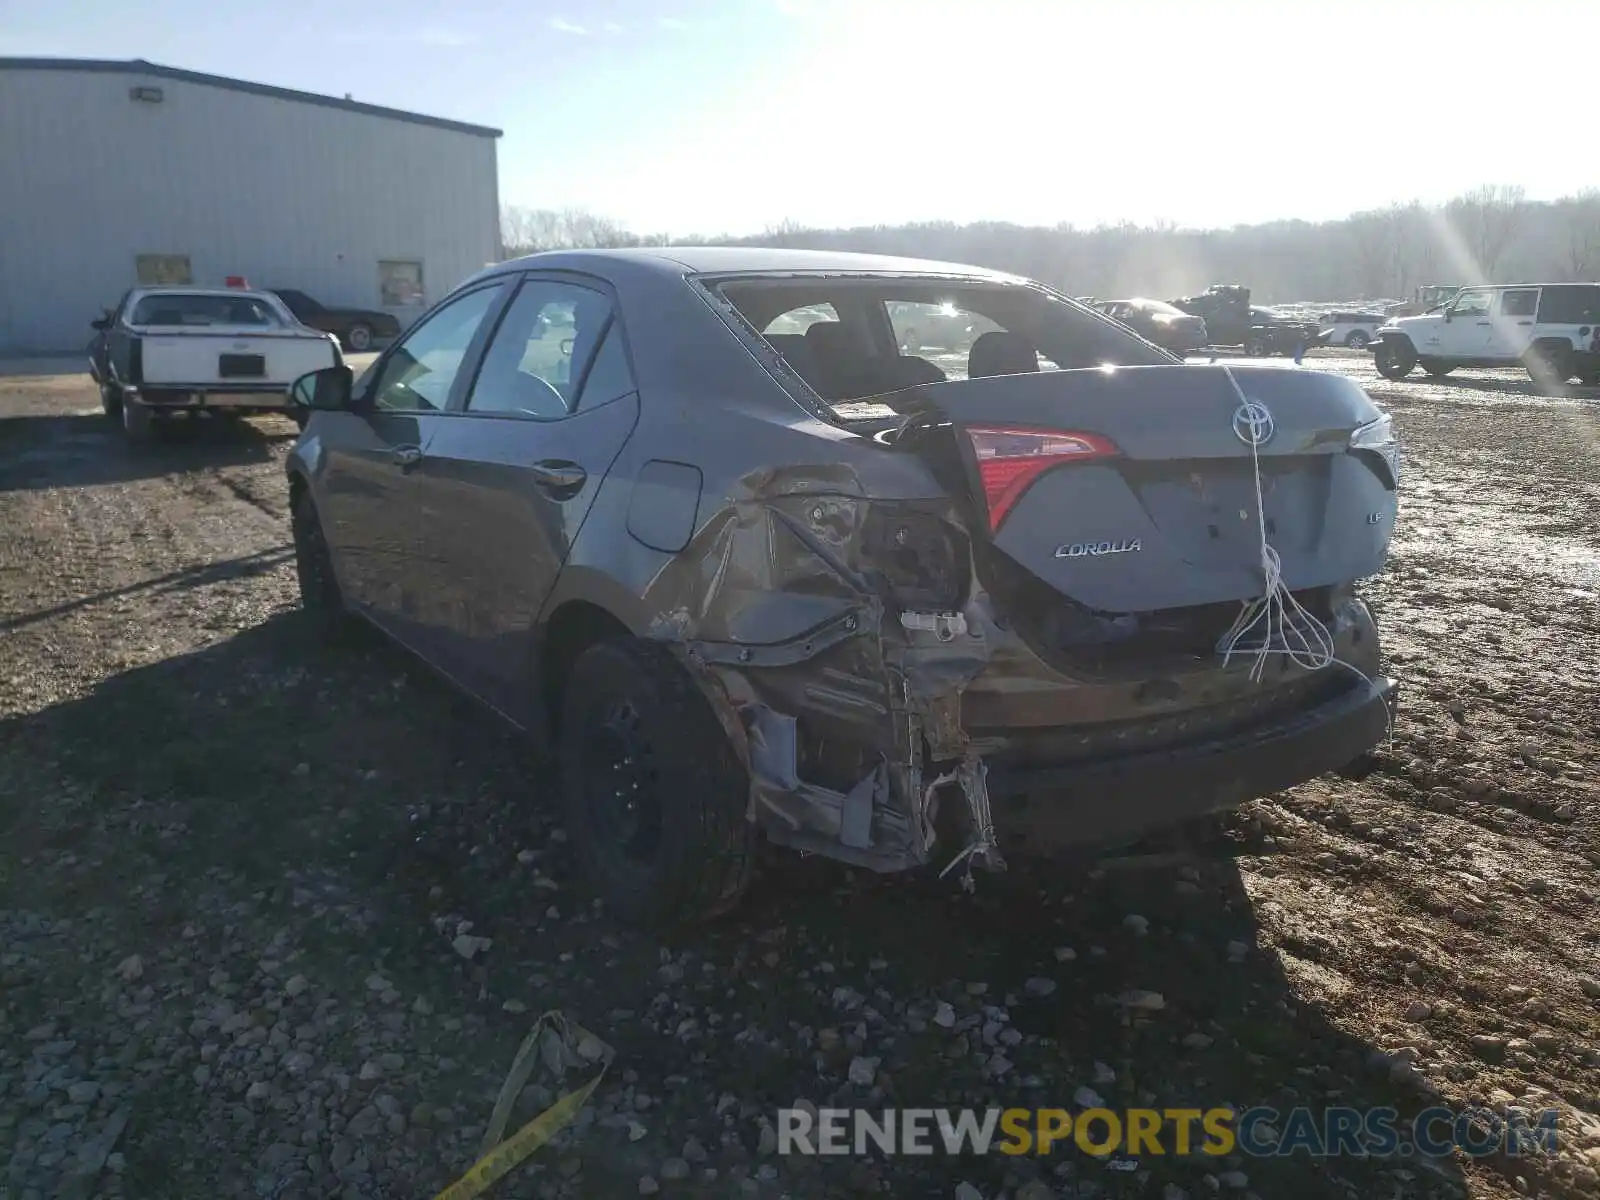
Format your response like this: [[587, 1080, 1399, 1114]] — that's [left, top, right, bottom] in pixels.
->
[[1318, 310, 1389, 350], [1171, 284, 1253, 346], [1092, 298, 1208, 356], [1383, 284, 1461, 320], [88, 287, 342, 441], [267, 287, 402, 352], [1243, 307, 1325, 357], [284, 247, 1400, 927], [1371, 283, 1600, 389]]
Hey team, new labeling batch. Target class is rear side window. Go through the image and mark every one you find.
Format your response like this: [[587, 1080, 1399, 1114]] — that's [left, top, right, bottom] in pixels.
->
[[764, 303, 839, 334], [1536, 285, 1600, 324], [130, 293, 282, 326], [1499, 289, 1538, 318]]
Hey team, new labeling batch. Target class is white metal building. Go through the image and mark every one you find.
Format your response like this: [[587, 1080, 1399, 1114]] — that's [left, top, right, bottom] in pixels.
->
[[0, 58, 502, 354]]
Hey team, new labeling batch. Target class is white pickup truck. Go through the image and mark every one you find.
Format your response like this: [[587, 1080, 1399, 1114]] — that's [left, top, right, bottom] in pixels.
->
[[88, 287, 343, 441]]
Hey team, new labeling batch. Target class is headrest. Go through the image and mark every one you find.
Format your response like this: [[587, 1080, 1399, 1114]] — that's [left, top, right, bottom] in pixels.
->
[[968, 330, 1040, 378]]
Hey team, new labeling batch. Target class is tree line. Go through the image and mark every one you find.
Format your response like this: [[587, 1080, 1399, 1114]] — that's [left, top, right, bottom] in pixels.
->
[[501, 184, 1600, 304]]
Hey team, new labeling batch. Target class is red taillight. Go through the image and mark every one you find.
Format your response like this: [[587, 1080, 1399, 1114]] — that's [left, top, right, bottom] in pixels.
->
[[964, 425, 1120, 532], [224, 275, 249, 288]]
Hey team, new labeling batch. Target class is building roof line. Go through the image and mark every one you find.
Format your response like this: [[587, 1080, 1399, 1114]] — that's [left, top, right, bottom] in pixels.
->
[[0, 56, 503, 138]]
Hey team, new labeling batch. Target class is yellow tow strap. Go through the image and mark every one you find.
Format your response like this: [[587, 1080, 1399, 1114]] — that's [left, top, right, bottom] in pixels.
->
[[430, 1012, 611, 1200]]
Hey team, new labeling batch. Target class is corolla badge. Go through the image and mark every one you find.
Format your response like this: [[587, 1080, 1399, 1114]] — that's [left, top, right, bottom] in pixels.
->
[[1055, 538, 1142, 559], [1232, 399, 1275, 447]]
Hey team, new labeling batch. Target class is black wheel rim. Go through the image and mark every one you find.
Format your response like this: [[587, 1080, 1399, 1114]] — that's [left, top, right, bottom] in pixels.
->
[[581, 700, 663, 865]]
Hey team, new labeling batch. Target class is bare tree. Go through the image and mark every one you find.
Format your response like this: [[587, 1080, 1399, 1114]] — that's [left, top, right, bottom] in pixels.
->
[[1554, 189, 1600, 279], [1443, 184, 1527, 279], [498, 188, 1598, 301]]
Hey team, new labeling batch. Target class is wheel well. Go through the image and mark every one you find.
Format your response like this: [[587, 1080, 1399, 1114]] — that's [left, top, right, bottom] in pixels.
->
[[542, 601, 631, 728]]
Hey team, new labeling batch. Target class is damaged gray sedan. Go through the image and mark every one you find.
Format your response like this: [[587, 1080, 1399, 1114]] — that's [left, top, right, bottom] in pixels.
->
[[284, 247, 1400, 927]]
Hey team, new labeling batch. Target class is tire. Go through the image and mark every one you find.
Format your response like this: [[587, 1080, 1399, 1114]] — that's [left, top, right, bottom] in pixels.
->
[[1524, 343, 1575, 392], [1579, 372, 1600, 388], [291, 488, 350, 638], [344, 323, 374, 352], [1245, 336, 1268, 357], [559, 638, 755, 928], [1373, 339, 1417, 380], [1420, 359, 1455, 377], [121, 397, 155, 442], [1345, 330, 1371, 350], [100, 382, 122, 420]]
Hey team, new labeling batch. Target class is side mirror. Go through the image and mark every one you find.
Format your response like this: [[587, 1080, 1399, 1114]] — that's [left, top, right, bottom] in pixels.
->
[[91, 316, 110, 331], [1443, 310, 1452, 322], [291, 365, 354, 412]]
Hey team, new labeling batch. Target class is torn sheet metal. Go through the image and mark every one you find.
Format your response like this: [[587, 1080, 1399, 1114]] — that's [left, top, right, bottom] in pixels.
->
[[641, 464, 997, 876]]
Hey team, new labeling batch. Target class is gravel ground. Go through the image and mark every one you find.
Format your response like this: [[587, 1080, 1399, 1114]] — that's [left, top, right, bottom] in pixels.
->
[[1, 351, 1598, 1200]]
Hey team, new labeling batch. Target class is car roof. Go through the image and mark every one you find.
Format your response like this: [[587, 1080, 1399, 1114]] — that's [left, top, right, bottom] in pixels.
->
[[131, 286, 276, 299], [487, 245, 1027, 282]]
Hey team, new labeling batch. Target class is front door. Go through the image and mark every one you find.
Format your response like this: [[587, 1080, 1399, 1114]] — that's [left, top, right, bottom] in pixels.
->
[[1484, 287, 1539, 360], [313, 279, 511, 645], [1433, 287, 1494, 358], [406, 273, 642, 716]]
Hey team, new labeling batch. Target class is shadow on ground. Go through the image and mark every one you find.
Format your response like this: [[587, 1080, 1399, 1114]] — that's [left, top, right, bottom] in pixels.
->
[[0, 615, 1477, 1199], [0, 410, 294, 492]]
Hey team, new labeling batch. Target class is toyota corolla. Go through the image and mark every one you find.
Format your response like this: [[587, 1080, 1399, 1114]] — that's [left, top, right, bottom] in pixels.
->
[[284, 247, 1400, 927]]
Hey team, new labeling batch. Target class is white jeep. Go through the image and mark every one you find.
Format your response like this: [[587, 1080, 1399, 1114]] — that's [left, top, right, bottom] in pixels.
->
[[1370, 282, 1600, 390]]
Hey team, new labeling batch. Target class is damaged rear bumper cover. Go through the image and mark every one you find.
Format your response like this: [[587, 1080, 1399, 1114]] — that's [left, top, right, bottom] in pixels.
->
[[985, 675, 1398, 853]]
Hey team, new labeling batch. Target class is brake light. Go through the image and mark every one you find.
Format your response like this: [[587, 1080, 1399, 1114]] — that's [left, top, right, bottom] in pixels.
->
[[224, 275, 249, 288], [964, 425, 1120, 532]]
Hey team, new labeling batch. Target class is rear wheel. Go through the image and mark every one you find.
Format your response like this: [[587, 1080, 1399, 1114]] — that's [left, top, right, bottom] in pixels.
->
[[100, 382, 122, 420], [560, 638, 754, 928], [344, 323, 374, 352], [1420, 359, 1455, 377], [1373, 339, 1417, 380], [1345, 330, 1371, 350], [121, 398, 156, 443], [1525, 343, 1575, 393]]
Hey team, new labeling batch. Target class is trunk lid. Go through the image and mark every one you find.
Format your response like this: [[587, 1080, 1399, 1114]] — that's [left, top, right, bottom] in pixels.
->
[[897, 362, 1395, 613]]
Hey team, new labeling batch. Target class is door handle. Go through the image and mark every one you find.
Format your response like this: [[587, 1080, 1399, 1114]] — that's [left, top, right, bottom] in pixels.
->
[[1475, 321, 1492, 326], [1518, 320, 1533, 326], [528, 459, 587, 497], [392, 445, 423, 468]]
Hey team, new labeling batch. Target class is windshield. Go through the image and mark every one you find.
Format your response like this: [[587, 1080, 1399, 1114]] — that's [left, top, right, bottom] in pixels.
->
[[715, 276, 1171, 417], [130, 293, 282, 327], [1132, 298, 1184, 316]]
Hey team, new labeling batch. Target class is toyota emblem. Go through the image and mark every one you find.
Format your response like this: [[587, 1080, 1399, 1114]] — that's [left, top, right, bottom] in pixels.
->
[[1232, 399, 1275, 447]]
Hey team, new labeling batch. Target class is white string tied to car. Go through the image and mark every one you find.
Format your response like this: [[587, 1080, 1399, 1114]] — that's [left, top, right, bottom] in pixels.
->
[[1214, 365, 1394, 743]]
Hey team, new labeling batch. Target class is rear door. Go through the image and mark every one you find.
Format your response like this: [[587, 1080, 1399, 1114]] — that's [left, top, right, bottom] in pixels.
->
[[406, 273, 642, 715], [1484, 287, 1539, 359], [312, 279, 512, 645]]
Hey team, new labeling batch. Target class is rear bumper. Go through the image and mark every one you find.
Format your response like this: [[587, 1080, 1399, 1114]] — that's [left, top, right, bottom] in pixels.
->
[[124, 383, 294, 410], [985, 675, 1397, 852]]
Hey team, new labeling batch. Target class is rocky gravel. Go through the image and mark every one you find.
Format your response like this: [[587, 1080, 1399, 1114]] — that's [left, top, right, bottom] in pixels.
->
[[1, 352, 1598, 1200]]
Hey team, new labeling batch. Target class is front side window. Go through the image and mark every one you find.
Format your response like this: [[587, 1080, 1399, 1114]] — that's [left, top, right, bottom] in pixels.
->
[[369, 283, 506, 412], [1452, 289, 1491, 318], [467, 279, 629, 419]]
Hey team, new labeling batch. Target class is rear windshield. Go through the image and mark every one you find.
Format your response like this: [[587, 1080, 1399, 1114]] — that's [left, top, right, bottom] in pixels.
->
[[130, 294, 282, 327], [712, 276, 1170, 416]]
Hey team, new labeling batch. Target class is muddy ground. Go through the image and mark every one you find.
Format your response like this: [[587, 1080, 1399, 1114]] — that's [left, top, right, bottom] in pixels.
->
[[1, 352, 1598, 1200]]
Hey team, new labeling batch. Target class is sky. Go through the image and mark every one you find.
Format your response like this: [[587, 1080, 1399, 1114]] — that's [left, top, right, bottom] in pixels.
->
[[3, 0, 1593, 237]]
